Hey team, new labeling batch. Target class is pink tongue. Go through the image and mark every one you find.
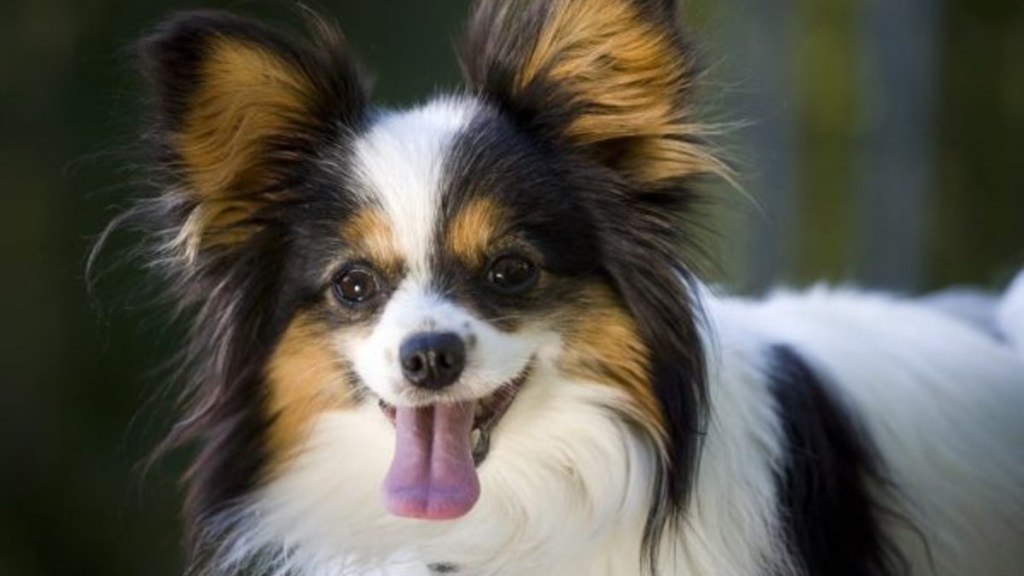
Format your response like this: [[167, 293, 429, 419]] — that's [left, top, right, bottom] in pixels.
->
[[383, 401, 480, 520]]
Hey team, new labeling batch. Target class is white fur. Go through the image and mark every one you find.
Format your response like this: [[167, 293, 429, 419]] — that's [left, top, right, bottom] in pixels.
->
[[998, 271, 1024, 347]]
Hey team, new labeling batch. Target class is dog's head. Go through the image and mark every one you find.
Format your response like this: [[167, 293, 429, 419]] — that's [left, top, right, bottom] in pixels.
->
[[133, 0, 723, 570]]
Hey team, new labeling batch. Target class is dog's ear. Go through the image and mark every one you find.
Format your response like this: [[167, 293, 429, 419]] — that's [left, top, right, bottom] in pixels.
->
[[462, 0, 723, 186], [141, 10, 368, 263], [465, 2, 716, 566]]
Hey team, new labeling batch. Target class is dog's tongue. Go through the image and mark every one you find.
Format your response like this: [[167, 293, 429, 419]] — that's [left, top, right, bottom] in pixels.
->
[[384, 401, 479, 520]]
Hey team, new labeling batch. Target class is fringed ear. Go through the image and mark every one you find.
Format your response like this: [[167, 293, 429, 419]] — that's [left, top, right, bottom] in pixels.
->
[[142, 10, 367, 263], [135, 12, 369, 556], [463, 0, 725, 186], [466, 2, 715, 572]]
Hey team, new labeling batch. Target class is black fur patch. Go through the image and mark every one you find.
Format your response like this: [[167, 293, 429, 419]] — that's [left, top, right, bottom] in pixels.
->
[[769, 345, 905, 576]]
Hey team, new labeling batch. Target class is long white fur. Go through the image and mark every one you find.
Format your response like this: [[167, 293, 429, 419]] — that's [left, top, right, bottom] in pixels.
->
[[212, 101, 1024, 575], [999, 272, 1024, 346]]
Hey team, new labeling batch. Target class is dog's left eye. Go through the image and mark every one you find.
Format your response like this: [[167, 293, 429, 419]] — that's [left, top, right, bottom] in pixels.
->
[[486, 254, 538, 294], [333, 264, 383, 306]]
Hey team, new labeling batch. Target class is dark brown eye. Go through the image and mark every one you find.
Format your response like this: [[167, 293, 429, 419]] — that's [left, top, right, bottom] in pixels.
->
[[486, 254, 538, 294], [333, 264, 382, 306]]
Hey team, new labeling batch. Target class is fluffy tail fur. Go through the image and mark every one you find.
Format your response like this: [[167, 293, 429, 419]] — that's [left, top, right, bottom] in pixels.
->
[[998, 270, 1024, 351]]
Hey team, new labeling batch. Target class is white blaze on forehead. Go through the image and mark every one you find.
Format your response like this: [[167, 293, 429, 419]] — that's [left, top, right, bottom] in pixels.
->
[[352, 97, 480, 279], [345, 98, 543, 408]]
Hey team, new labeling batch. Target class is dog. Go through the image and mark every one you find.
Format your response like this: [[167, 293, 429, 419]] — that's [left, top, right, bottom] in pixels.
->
[[112, 1, 1024, 574]]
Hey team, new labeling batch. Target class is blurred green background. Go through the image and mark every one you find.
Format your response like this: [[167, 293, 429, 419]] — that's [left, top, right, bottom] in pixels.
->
[[0, 0, 1021, 574]]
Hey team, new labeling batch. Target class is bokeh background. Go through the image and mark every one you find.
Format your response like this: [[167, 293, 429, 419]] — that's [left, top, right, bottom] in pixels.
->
[[1, 0, 1021, 574]]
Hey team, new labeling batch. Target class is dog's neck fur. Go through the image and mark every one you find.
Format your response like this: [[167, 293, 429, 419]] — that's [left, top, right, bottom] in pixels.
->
[[203, 290, 787, 576]]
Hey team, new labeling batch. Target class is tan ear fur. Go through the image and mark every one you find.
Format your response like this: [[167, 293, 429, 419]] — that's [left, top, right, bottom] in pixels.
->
[[173, 38, 318, 259], [144, 12, 366, 264], [467, 0, 728, 185]]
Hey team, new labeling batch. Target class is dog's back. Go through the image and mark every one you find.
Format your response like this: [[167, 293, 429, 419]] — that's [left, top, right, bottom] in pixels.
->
[[703, 275, 1024, 576]]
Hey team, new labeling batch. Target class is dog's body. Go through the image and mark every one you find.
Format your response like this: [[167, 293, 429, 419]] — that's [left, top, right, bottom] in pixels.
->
[[113, 1, 1024, 575], [242, 284, 1024, 576]]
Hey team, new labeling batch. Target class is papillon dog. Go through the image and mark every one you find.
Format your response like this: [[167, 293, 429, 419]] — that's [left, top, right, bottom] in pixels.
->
[[109, 1, 1024, 574]]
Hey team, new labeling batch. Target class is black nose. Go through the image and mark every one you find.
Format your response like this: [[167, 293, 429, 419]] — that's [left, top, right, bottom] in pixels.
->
[[399, 332, 466, 390]]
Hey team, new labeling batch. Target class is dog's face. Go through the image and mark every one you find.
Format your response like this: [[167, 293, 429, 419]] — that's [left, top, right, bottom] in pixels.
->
[[136, 0, 722, 569], [279, 100, 630, 521]]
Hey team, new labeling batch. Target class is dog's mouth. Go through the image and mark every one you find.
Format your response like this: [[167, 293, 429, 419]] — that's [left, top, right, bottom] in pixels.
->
[[378, 366, 528, 465], [379, 361, 532, 521]]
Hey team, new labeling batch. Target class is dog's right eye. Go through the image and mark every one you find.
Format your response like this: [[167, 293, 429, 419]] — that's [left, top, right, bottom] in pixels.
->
[[333, 264, 383, 306]]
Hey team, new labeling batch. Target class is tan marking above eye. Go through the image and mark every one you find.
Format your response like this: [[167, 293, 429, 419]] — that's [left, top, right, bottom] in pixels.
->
[[339, 208, 403, 272], [446, 196, 507, 267], [265, 315, 353, 469]]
